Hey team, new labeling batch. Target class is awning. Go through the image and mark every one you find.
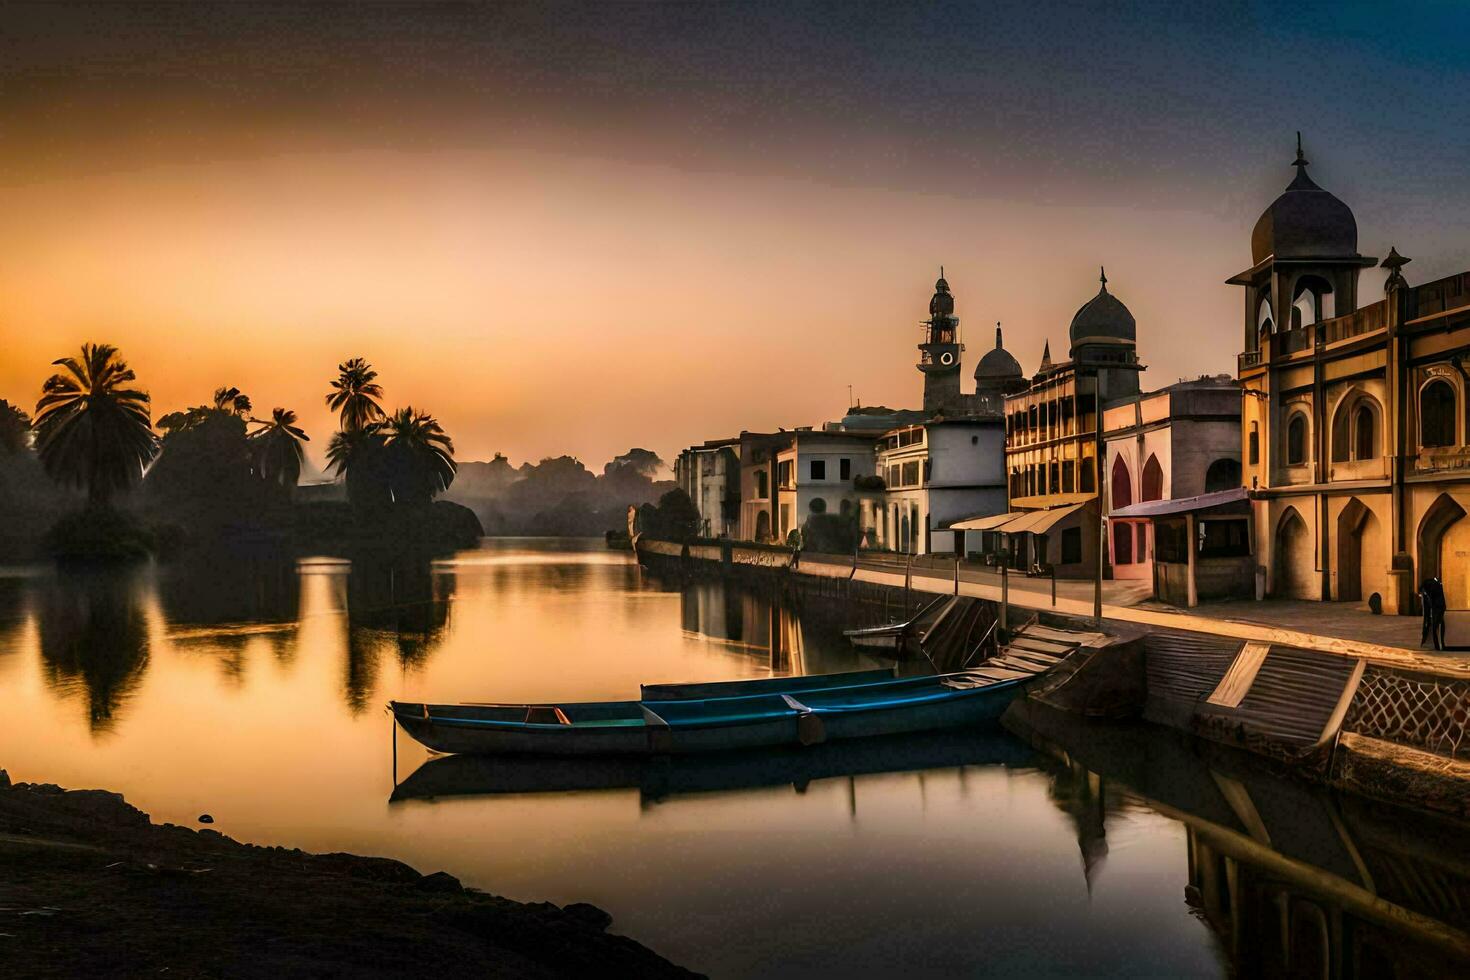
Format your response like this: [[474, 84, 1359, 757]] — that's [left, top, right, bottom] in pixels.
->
[[1110, 486, 1249, 520], [1000, 502, 1086, 535], [947, 511, 1022, 532]]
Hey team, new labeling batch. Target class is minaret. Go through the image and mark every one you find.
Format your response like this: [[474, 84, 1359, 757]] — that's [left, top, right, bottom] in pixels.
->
[[918, 268, 964, 416]]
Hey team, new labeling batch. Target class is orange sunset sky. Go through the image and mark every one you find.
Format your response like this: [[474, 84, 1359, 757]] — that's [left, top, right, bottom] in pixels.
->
[[3, 3, 1468, 473]]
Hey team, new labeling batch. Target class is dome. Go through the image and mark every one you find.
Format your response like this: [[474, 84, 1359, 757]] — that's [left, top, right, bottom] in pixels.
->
[[975, 324, 1022, 381], [1069, 270, 1136, 347], [928, 273, 954, 317], [1250, 141, 1358, 265]]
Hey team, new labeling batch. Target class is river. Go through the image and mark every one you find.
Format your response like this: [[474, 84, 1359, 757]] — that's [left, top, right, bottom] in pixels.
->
[[5, 537, 1462, 977]]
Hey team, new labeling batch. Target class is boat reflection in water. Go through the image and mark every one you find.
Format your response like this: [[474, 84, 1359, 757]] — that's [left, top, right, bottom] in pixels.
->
[[1008, 700, 1470, 978], [391, 728, 1037, 806]]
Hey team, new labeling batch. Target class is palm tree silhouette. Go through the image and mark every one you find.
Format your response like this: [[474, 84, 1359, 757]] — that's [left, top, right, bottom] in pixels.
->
[[211, 386, 253, 417], [381, 407, 457, 504], [0, 399, 31, 455], [326, 426, 391, 505], [326, 358, 385, 433], [34, 343, 158, 508], [250, 407, 310, 492]]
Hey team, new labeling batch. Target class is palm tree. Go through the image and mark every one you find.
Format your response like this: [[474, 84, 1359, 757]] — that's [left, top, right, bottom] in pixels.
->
[[212, 386, 253, 417], [34, 343, 158, 508], [0, 399, 30, 455], [326, 426, 391, 506], [380, 407, 457, 504], [325, 358, 385, 433], [250, 408, 310, 492]]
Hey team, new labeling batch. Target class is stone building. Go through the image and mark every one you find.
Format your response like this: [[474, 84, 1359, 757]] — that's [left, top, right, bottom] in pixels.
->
[[998, 272, 1144, 576], [673, 437, 740, 537], [1233, 137, 1470, 616], [737, 431, 789, 543], [773, 430, 878, 544], [917, 272, 1028, 417], [1101, 376, 1243, 583], [867, 417, 1008, 555]]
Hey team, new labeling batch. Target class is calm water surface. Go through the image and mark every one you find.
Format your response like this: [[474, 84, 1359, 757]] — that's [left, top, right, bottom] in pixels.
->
[[3, 538, 1245, 976]]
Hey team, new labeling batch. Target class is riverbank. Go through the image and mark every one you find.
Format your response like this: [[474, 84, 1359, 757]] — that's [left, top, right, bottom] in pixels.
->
[[0, 770, 697, 979]]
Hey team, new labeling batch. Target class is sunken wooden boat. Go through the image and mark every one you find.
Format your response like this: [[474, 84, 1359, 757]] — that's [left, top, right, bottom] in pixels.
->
[[390, 652, 1070, 758], [842, 595, 947, 651]]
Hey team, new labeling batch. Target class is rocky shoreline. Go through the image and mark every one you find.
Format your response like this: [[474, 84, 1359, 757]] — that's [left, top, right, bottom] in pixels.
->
[[0, 770, 698, 978]]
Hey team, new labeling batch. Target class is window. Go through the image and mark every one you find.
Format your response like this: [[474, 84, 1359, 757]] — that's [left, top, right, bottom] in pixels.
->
[[1421, 380, 1457, 448], [1049, 462, 1060, 494], [901, 461, 920, 486], [1354, 403, 1376, 460], [1199, 519, 1250, 557], [1204, 458, 1242, 493], [1111, 457, 1133, 509], [777, 460, 793, 488], [810, 459, 826, 481], [1062, 460, 1075, 493], [839, 457, 852, 480], [1080, 460, 1095, 493], [1249, 423, 1260, 465], [1286, 413, 1307, 465], [1113, 522, 1133, 564], [755, 471, 768, 499], [839, 498, 851, 516], [1061, 527, 1082, 564], [1141, 455, 1163, 502]]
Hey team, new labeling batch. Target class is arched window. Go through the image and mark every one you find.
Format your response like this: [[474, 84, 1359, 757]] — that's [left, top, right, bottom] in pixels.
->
[[1287, 413, 1308, 465], [1205, 458, 1242, 492], [1141, 455, 1163, 502], [1257, 296, 1274, 345], [1421, 379, 1457, 448], [1111, 457, 1132, 509], [1332, 392, 1382, 462], [1354, 404, 1376, 460]]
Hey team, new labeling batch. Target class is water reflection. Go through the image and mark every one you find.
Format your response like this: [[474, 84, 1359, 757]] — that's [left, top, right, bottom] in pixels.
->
[[1009, 700, 1470, 978], [35, 569, 152, 733], [343, 557, 454, 712]]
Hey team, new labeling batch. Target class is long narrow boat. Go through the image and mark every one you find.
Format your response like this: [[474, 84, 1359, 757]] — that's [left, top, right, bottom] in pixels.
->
[[640, 667, 896, 701], [390, 659, 1060, 758]]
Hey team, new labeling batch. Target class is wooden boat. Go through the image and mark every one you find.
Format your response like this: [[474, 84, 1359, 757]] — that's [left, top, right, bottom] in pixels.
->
[[391, 658, 1063, 758], [842, 595, 946, 651], [390, 727, 1037, 803], [640, 667, 896, 701]]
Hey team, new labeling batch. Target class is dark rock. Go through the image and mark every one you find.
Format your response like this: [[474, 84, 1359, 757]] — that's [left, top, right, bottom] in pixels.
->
[[415, 871, 463, 894], [198, 814, 214, 824], [563, 902, 613, 931]]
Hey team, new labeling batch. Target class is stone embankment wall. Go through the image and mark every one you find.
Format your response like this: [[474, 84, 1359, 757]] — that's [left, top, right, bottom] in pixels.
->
[[640, 536, 1470, 818]]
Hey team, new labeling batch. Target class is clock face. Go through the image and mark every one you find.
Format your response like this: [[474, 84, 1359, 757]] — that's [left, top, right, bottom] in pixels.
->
[[939, 351, 955, 366]]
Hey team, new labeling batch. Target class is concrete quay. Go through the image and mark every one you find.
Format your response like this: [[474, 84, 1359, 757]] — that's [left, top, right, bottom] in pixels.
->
[[636, 538, 1470, 819]]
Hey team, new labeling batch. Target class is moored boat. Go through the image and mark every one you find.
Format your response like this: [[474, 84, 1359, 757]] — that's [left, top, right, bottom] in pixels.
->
[[391, 658, 1064, 758]]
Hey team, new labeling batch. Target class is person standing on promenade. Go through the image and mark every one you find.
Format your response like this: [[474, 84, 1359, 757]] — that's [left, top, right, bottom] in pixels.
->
[[1421, 576, 1448, 650]]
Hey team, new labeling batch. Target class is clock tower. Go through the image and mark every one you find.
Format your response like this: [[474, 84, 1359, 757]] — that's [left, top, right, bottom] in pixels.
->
[[918, 269, 964, 415]]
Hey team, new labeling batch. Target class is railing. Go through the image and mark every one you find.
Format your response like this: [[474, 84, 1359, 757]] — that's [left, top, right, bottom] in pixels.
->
[[1322, 302, 1386, 344], [1274, 325, 1314, 357], [1238, 349, 1263, 372], [1411, 271, 1470, 319]]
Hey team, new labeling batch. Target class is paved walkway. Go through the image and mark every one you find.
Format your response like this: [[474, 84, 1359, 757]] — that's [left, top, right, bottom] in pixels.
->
[[801, 554, 1470, 677]]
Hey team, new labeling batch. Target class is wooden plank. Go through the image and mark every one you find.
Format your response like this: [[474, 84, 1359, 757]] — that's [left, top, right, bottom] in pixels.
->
[[1205, 641, 1268, 708]]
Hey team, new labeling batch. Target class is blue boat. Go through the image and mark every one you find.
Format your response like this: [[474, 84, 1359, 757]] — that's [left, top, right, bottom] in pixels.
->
[[390, 644, 1076, 757]]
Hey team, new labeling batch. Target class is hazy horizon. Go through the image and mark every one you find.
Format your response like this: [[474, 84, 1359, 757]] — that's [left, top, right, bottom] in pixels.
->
[[4, 2, 1469, 472]]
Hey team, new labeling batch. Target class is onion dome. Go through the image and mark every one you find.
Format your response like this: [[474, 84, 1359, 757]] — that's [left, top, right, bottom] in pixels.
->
[[975, 323, 1022, 382], [1250, 134, 1358, 264], [1068, 267, 1136, 347], [928, 269, 955, 317]]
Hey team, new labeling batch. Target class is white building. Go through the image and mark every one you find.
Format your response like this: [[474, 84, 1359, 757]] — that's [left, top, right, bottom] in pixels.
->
[[773, 431, 878, 543], [867, 418, 1009, 555]]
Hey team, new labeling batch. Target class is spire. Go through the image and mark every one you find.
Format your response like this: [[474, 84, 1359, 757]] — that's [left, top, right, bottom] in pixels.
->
[[1293, 130, 1308, 169], [995, 322, 1003, 349], [1099, 266, 1108, 291], [1039, 340, 1053, 373], [1287, 131, 1319, 190], [1382, 246, 1411, 292]]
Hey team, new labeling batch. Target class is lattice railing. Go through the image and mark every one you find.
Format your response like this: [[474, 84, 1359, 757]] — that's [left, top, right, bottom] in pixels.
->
[[1343, 667, 1470, 758]]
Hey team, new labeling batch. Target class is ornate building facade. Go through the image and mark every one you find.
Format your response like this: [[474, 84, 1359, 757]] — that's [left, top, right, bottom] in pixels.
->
[[1235, 138, 1470, 614]]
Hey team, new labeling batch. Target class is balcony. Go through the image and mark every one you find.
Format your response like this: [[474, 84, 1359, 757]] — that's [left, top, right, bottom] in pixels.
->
[[1237, 349, 1263, 372], [1322, 302, 1385, 344]]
